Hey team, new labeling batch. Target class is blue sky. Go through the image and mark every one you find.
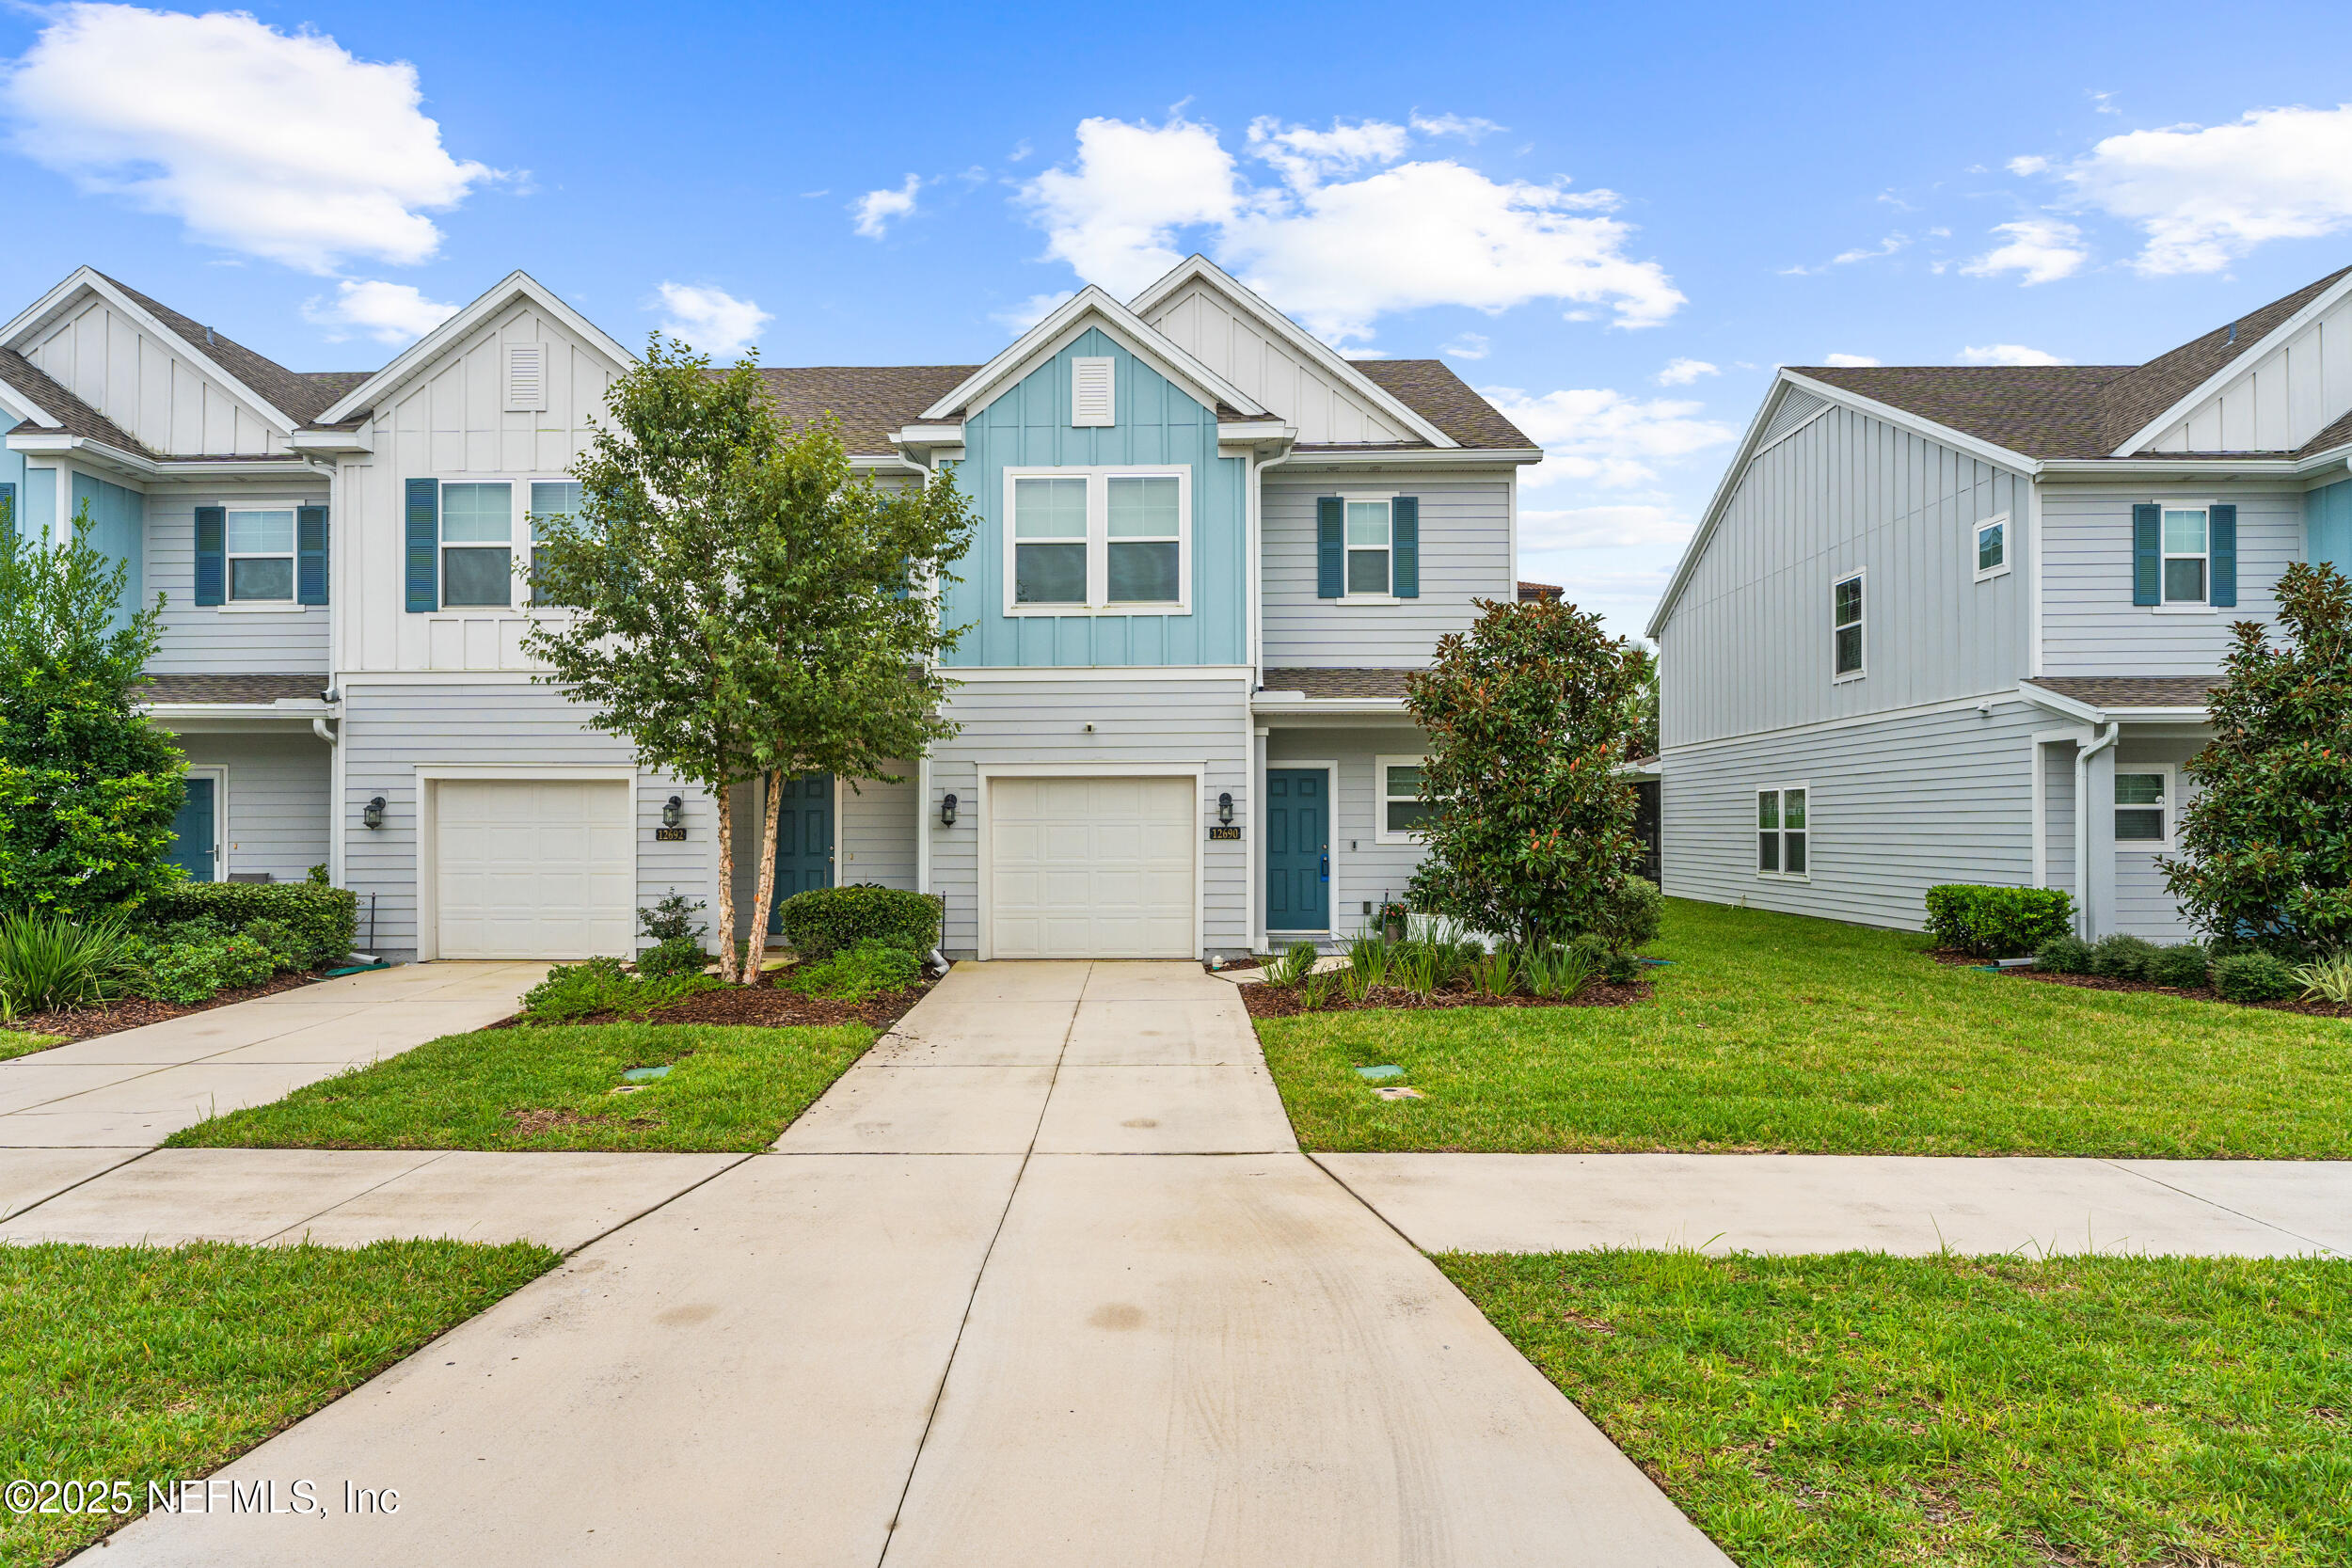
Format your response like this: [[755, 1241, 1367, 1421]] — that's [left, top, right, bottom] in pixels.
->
[[3, 0, 2350, 635]]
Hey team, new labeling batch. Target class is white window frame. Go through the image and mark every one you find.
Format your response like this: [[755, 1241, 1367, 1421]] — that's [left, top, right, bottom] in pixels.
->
[[219, 499, 306, 612], [1974, 514, 2011, 582], [1832, 569, 1865, 682], [1000, 465, 1191, 617], [1375, 752, 1435, 845], [1340, 492, 1401, 604], [2113, 762, 2177, 851], [523, 479, 583, 609], [1756, 783, 1811, 880], [2157, 500, 2214, 610], [431, 476, 581, 615]]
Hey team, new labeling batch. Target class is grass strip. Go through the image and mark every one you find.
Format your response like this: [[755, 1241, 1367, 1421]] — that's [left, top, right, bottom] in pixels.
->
[[0, 1033, 67, 1063]]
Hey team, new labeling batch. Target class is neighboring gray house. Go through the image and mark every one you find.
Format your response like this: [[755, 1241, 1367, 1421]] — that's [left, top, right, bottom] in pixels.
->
[[1648, 265, 2352, 940], [3, 259, 1537, 961]]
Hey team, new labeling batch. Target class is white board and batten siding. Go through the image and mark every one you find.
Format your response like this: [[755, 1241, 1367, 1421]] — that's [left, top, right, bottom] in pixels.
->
[[2139, 287, 2352, 452], [142, 483, 331, 674], [1657, 402, 2029, 752], [926, 672, 1251, 958], [24, 293, 285, 455], [1141, 279, 1415, 446], [2038, 483, 2297, 677], [1261, 474, 1512, 668]]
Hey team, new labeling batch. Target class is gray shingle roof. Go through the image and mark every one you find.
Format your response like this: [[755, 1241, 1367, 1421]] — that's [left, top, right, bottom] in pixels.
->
[[137, 673, 329, 705], [1352, 359, 1534, 449], [99, 274, 370, 425], [1259, 668, 1414, 699], [0, 346, 147, 452], [2025, 675, 2222, 711]]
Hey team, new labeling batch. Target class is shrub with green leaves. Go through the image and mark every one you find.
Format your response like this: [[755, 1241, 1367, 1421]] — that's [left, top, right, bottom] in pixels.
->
[[1521, 941, 1600, 1000], [2290, 951, 2352, 1006], [141, 942, 223, 1006], [2212, 950, 2302, 1004], [779, 883, 942, 962], [2034, 934, 2095, 974], [517, 957, 717, 1023], [239, 917, 308, 973], [637, 891, 707, 947], [0, 909, 140, 1017], [210, 933, 276, 990], [1588, 876, 1663, 955], [2147, 942, 2212, 990], [2090, 933, 2160, 980], [787, 939, 920, 1001], [146, 881, 357, 968], [1254, 941, 1319, 989], [633, 934, 708, 981], [1923, 884, 2078, 958]]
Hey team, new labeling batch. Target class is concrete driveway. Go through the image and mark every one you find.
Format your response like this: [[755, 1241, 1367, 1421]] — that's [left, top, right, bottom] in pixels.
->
[[80, 959, 1730, 1568]]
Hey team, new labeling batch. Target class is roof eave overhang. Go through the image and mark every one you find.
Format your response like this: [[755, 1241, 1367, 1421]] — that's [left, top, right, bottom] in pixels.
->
[[318, 271, 637, 425], [916, 286, 1266, 425], [2107, 270, 2352, 456], [2015, 680, 2211, 727], [289, 428, 373, 456], [1284, 445, 1539, 467], [140, 700, 330, 728], [6, 432, 158, 479], [1248, 694, 1411, 717]]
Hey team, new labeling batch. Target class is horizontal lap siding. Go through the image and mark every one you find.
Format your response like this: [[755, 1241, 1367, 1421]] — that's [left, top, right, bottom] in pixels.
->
[[171, 733, 330, 884], [2114, 737, 2203, 940], [341, 684, 713, 958], [928, 673, 1249, 956], [1661, 703, 2047, 930], [1265, 725, 1432, 932], [1262, 475, 1510, 667], [2041, 484, 2296, 675], [1660, 406, 2027, 750], [841, 769, 917, 889], [145, 483, 331, 673]]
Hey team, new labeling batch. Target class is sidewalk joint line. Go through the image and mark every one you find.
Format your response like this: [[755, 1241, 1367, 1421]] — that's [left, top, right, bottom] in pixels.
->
[[2101, 1158, 2342, 1256], [0, 1146, 154, 1224]]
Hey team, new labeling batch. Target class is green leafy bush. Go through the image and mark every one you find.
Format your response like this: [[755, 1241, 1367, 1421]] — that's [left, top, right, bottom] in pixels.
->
[[1468, 945, 1519, 998], [2147, 943, 2211, 990], [0, 909, 140, 1017], [1588, 876, 1663, 955], [211, 933, 275, 990], [633, 935, 708, 981], [146, 881, 357, 968], [637, 891, 707, 947], [2034, 934, 2095, 974], [1924, 885, 2078, 958], [239, 917, 308, 974], [2289, 951, 2352, 1006], [1521, 941, 1600, 1000], [787, 939, 920, 1001], [779, 884, 942, 962], [2090, 933, 2160, 980], [141, 942, 222, 1006], [517, 957, 718, 1024], [1255, 941, 1319, 988], [2212, 951, 2301, 1004]]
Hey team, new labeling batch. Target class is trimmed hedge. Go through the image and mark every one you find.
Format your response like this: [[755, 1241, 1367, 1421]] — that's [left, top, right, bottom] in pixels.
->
[[779, 884, 942, 961], [147, 881, 358, 968], [1923, 885, 2076, 958], [2212, 951, 2301, 1003]]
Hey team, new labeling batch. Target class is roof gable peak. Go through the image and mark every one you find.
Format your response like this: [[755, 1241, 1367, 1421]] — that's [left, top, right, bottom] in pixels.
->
[[916, 284, 1265, 423], [315, 270, 636, 425]]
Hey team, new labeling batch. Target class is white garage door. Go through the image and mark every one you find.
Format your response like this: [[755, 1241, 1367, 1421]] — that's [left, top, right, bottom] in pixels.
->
[[434, 780, 634, 958], [989, 776, 1195, 958]]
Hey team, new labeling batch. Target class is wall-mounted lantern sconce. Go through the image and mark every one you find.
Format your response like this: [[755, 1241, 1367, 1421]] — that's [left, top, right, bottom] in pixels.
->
[[661, 794, 686, 830], [1217, 791, 1234, 825], [940, 792, 959, 829], [361, 796, 386, 830]]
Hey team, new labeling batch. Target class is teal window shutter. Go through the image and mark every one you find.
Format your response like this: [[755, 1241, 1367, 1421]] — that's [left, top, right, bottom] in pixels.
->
[[1316, 497, 1343, 598], [194, 505, 226, 606], [405, 480, 438, 611], [2131, 503, 2160, 606], [2208, 503, 2236, 607], [0, 482, 15, 543], [296, 504, 329, 605], [1392, 496, 1420, 598]]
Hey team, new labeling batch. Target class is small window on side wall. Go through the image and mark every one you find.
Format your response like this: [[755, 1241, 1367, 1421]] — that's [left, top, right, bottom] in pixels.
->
[[1757, 786, 1808, 877], [2115, 768, 2173, 848], [226, 509, 296, 601], [1975, 515, 2009, 580], [1377, 756, 1437, 843], [1832, 573, 1864, 678]]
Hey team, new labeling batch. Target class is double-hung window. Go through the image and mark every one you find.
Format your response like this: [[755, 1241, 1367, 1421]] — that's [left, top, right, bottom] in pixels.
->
[[226, 509, 296, 601], [2115, 767, 2174, 847], [1346, 499, 1393, 596], [1832, 572, 1864, 678], [1975, 515, 2009, 580], [1377, 755, 1437, 842], [526, 481, 581, 607], [1757, 786, 1808, 876], [440, 482, 514, 608], [2162, 508, 2208, 605], [1005, 467, 1189, 613]]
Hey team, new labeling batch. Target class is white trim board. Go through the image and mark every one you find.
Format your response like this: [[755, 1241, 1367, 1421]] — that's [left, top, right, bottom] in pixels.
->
[[917, 285, 1263, 427], [1262, 759, 1338, 938], [2108, 268, 2352, 456], [318, 273, 637, 425]]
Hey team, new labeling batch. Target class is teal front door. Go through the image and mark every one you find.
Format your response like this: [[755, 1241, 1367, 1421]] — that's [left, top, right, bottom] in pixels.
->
[[167, 776, 216, 882], [1265, 768, 1329, 931], [767, 773, 834, 933]]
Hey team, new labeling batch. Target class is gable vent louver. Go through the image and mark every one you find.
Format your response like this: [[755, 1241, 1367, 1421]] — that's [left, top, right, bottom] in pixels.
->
[[1756, 388, 1826, 449], [504, 343, 548, 413], [1071, 356, 1115, 427]]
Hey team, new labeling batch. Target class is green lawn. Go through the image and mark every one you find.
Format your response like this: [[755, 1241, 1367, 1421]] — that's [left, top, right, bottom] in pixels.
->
[[167, 1022, 870, 1153], [0, 1032, 67, 1063], [1, 1239, 556, 1568], [1441, 1249, 2352, 1568], [1256, 899, 2352, 1156]]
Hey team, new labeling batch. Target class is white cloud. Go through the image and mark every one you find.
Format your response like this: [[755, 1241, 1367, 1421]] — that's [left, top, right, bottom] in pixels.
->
[[1959, 342, 2072, 366], [1518, 504, 1692, 550], [1821, 353, 1881, 367], [1407, 112, 1504, 142], [2, 3, 496, 273], [2007, 155, 2051, 177], [1961, 218, 2090, 285], [301, 278, 457, 343], [1482, 385, 1738, 490], [1831, 232, 1909, 265], [1015, 113, 1682, 345], [852, 174, 921, 239], [1441, 332, 1489, 360], [652, 282, 771, 359], [2088, 90, 2120, 116], [2038, 103, 2352, 275], [992, 290, 1073, 334], [1655, 356, 1718, 386]]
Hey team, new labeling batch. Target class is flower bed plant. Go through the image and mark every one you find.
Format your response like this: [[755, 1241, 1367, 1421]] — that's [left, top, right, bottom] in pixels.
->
[[1241, 928, 1653, 1018]]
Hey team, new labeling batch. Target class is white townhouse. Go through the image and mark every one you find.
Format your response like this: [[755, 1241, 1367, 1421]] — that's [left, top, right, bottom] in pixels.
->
[[1648, 265, 2352, 940], [0, 260, 1540, 961]]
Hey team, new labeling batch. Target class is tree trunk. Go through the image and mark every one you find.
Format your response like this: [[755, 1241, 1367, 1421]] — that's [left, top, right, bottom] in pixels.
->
[[714, 779, 740, 986], [743, 768, 785, 981]]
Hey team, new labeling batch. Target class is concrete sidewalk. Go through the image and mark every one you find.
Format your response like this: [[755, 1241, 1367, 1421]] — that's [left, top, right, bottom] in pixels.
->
[[1314, 1150, 2352, 1259], [79, 960, 1733, 1568], [0, 962, 541, 1149]]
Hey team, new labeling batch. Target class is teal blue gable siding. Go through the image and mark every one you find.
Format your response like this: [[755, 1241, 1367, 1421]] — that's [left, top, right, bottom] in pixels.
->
[[0, 436, 25, 544], [71, 471, 144, 630], [2312, 478, 2352, 570], [941, 326, 1245, 667]]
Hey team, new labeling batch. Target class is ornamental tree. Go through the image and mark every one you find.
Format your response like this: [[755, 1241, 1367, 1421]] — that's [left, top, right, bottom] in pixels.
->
[[525, 338, 973, 980], [2162, 560, 2352, 957], [0, 503, 188, 919], [1403, 595, 1650, 946]]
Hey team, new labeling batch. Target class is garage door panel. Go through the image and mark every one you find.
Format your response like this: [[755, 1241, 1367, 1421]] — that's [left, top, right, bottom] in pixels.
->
[[435, 780, 634, 959], [988, 775, 1196, 959]]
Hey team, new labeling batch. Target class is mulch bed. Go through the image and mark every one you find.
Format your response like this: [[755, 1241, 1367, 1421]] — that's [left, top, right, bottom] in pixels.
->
[[1927, 948, 2352, 1019], [488, 969, 939, 1033], [1241, 977, 1652, 1018], [2, 968, 332, 1046]]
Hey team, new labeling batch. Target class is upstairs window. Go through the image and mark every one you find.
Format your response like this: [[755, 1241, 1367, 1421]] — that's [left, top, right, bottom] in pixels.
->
[[527, 481, 581, 607], [2115, 768, 2174, 847], [1105, 476, 1180, 603], [1757, 786, 1808, 877], [441, 482, 513, 608], [1975, 515, 2009, 580], [226, 509, 294, 601], [2162, 508, 2208, 604], [1346, 499, 1392, 595], [1006, 467, 1189, 614], [1832, 572, 1864, 678], [1012, 476, 1089, 605]]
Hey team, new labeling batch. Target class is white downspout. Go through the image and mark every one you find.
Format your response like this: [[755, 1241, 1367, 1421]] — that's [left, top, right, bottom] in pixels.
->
[[2072, 721, 2120, 936]]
